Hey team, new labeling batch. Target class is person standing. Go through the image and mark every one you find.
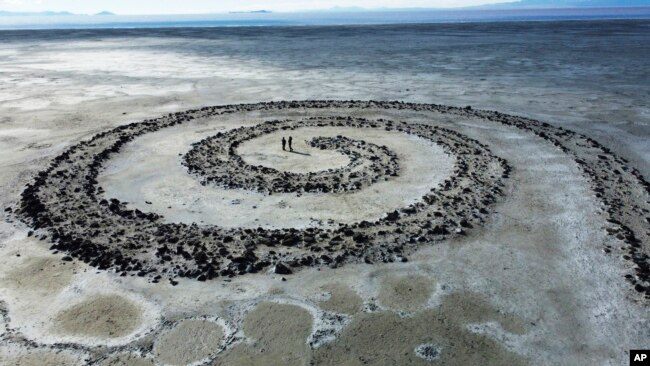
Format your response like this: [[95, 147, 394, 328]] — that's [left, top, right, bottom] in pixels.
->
[[288, 136, 293, 152], [282, 137, 286, 151]]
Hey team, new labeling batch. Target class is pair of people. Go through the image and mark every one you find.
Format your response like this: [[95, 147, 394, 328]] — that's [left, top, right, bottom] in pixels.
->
[[282, 136, 293, 152]]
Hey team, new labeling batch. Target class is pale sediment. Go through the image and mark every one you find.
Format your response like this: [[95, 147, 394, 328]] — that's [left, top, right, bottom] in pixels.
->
[[2, 100, 649, 365]]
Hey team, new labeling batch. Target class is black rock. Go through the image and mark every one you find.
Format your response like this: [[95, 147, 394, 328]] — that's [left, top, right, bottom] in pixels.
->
[[274, 263, 292, 275]]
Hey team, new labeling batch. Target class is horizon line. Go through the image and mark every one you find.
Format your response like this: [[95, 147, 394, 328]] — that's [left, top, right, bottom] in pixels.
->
[[2, 5, 650, 17]]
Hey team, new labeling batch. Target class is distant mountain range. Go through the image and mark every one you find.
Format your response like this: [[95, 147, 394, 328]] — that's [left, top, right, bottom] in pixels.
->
[[472, 0, 650, 9], [315, 1, 650, 11], [229, 10, 272, 14], [0, 10, 114, 16], [0, 1, 648, 18]]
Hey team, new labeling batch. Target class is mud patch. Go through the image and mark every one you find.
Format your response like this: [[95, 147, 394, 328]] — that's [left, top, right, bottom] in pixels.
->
[[212, 302, 312, 366], [318, 284, 363, 315], [154, 319, 225, 365], [52, 294, 142, 339], [311, 292, 528, 366], [3, 257, 75, 293], [378, 274, 435, 312]]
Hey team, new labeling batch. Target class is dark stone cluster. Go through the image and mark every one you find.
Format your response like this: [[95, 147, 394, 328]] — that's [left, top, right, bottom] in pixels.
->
[[182, 118, 400, 194]]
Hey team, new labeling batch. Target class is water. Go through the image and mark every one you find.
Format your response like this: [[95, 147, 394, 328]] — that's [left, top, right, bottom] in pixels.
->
[[0, 18, 648, 177], [1, 7, 650, 30]]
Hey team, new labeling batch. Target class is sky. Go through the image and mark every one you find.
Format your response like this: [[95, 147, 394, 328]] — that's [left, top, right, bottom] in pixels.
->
[[0, 0, 519, 14]]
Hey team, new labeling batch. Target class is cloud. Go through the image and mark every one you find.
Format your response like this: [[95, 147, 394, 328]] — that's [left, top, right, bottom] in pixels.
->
[[0, 0, 43, 10], [0, 0, 42, 5]]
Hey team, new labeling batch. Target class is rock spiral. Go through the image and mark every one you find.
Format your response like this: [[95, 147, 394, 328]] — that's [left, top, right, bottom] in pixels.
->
[[14, 100, 649, 300]]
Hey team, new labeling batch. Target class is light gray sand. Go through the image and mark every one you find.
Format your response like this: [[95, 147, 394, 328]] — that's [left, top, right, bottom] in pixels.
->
[[0, 346, 83, 366], [1, 22, 649, 366]]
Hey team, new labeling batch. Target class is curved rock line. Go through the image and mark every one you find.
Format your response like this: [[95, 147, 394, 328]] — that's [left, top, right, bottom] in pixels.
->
[[183, 119, 400, 194], [13, 100, 649, 300], [474, 109, 650, 300]]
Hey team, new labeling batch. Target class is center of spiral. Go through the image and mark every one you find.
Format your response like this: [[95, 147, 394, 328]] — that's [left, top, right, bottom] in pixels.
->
[[182, 120, 401, 194], [237, 132, 352, 174], [100, 120, 454, 228]]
